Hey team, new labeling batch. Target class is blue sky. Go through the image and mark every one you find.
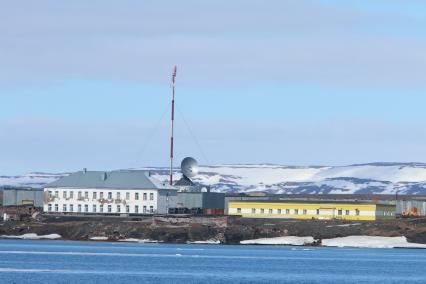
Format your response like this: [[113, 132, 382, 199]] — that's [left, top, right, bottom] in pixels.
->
[[1, 0, 426, 174]]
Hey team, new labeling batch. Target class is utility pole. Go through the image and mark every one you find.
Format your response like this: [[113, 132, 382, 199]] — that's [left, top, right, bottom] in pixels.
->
[[169, 66, 177, 186]]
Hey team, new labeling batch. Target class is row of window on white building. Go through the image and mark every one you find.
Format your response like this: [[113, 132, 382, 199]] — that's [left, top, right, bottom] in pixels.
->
[[237, 208, 362, 216], [47, 204, 154, 214], [48, 191, 155, 201]]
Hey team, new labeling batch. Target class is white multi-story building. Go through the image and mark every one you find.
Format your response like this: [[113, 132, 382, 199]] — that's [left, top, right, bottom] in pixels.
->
[[43, 170, 177, 215]]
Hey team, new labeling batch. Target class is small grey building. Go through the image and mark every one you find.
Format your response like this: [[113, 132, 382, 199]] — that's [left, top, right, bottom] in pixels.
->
[[176, 192, 225, 213], [2, 187, 44, 208]]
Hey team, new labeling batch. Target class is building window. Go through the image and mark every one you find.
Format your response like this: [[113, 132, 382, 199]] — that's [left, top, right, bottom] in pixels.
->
[[143, 206, 147, 213], [338, 210, 342, 216], [252, 208, 256, 214], [286, 209, 290, 214], [150, 193, 154, 201], [100, 192, 104, 199], [48, 191, 52, 198], [269, 209, 273, 214], [126, 205, 130, 213], [126, 192, 130, 200], [143, 193, 147, 200], [345, 210, 350, 215], [116, 192, 121, 200], [93, 205, 97, 213], [84, 205, 88, 212], [78, 205, 82, 212], [237, 208, 242, 213], [135, 205, 139, 213], [108, 205, 112, 213], [63, 191, 67, 199], [54, 204, 59, 212], [63, 204, 67, 212], [149, 206, 154, 213], [93, 192, 97, 200], [277, 209, 282, 214], [108, 192, 112, 199], [135, 193, 139, 200], [117, 205, 121, 213], [260, 209, 265, 214], [100, 205, 104, 213], [355, 209, 360, 216], [84, 192, 88, 199], [54, 191, 59, 197], [78, 191, 82, 199], [48, 204, 52, 212], [294, 209, 299, 215], [70, 191, 74, 199], [70, 204, 74, 212], [316, 209, 320, 215]]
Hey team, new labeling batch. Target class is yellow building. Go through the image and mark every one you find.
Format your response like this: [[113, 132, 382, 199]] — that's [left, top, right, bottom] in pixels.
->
[[228, 200, 395, 221]]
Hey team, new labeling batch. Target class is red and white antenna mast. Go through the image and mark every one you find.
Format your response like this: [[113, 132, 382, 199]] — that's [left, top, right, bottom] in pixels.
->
[[169, 66, 177, 186]]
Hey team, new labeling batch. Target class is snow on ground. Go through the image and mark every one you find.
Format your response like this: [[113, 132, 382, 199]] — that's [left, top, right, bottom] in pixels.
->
[[240, 236, 315, 246], [0, 173, 67, 188], [4, 163, 426, 194], [322, 236, 426, 249], [0, 233, 61, 240], [190, 239, 221, 244]]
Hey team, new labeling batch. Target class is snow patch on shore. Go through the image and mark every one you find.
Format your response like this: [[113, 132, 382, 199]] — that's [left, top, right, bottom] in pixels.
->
[[0, 233, 61, 240], [89, 236, 109, 241], [118, 238, 160, 243], [240, 236, 315, 246], [322, 236, 426, 249], [190, 239, 221, 244]]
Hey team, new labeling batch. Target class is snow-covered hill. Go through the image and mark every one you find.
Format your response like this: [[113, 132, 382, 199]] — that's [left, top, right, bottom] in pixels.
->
[[3, 163, 426, 195]]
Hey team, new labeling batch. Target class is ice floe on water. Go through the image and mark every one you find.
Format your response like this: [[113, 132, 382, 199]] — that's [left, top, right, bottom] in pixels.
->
[[322, 236, 426, 249], [240, 235, 426, 249], [189, 239, 221, 244], [0, 233, 61, 240], [241, 236, 315, 246]]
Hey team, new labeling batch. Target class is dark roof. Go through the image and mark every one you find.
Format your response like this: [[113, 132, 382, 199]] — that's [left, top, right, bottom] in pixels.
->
[[174, 175, 194, 187], [45, 170, 171, 190]]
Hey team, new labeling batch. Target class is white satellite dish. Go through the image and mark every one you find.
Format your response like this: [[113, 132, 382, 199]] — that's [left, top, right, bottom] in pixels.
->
[[181, 157, 199, 178]]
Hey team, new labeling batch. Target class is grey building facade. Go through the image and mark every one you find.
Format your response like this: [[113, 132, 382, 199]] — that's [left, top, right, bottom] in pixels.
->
[[177, 192, 225, 210], [3, 188, 44, 208]]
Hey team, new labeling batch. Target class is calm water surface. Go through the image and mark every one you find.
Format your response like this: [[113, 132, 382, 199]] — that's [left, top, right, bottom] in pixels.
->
[[0, 240, 425, 283]]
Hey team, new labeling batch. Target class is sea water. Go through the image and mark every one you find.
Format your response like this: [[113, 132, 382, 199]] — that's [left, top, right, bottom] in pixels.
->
[[0, 240, 425, 283]]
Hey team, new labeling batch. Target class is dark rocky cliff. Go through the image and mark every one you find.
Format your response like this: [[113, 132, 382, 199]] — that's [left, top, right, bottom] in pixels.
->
[[1, 215, 426, 245]]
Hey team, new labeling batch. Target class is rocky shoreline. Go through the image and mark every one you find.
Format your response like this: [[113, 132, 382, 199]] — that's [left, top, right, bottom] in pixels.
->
[[1, 215, 426, 246]]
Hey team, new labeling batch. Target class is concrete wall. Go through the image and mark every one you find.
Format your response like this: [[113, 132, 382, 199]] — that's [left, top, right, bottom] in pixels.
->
[[3, 189, 44, 207]]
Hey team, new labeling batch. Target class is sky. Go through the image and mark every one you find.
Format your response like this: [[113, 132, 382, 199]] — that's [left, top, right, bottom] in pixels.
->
[[1, 0, 426, 174]]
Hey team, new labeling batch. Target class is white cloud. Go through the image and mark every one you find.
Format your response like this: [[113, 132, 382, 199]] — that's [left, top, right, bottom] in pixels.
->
[[0, 0, 425, 87]]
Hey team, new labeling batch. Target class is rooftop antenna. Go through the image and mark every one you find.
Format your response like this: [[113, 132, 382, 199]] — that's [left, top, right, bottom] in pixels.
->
[[170, 65, 177, 186]]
